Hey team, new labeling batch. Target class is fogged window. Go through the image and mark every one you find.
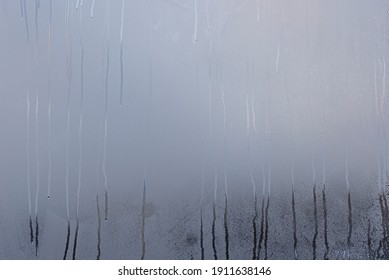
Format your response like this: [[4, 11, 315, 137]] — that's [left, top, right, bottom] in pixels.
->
[[0, 0, 388, 260]]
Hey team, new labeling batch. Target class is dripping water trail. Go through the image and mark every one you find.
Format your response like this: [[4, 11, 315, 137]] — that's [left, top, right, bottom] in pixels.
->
[[312, 185, 318, 260], [33, 16, 41, 257], [63, 221, 71, 260], [72, 219, 79, 260], [64, 0, 73, 260], [264, 196, 270, 260], [47, 0, 53, 199], [257, 196, 265, 259], [73, 6, 84, 260], [199, 167, 205, 260], [382, 194, 389, 240], [223, 193, 229, 260], [35, 217, 39, 257], [33, 94, 40, 255], [193, 0, 198, 43], [322, 185, 329, 260], [252, 194, 258, 260], [104, 190, 108, 222], [119, 0, 124, 106], [291, 186, 298, 260], [212, 198, 218, 260], [34, 0, 39, 41], [22, 0, 30, 42], [102, 1, 111, 221], [26, 92, 34, 244], [96, 195, 101, 260], [140, 180, 146, 260], [347, 190, 353, 259], [200, 204, 204, 260], [90, 0, 96, 19], [367, 220, 372, 260], [29, 217, 34, 244], [378, 194, 387, 255]]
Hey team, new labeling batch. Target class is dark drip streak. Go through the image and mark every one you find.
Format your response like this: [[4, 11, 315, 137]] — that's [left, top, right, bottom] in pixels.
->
[[200, 205, 204, 260], [378, 194, 388, 259], [63, 221, 71, 260], [96, 196, 101, 260], [378, 195, 386, 240], [35, 216, 39, 257], [252, 194, 258, 260], [140, 180, 146, 260], [257, 196, 265, 260], [322, 185, 329, 260], [347, 190, 352, 259], [292, 187, 298, 260], [382, 194, 389, 238], [312, 185, 318, 260], [72, 219, 79, 260], [224, 194, 229, 260], [104, 189, 108, 221], [264, 196, 270, 260], [367, 220, 372, 260], [29, 216, 34, 243], [212, 200, 218, 260]]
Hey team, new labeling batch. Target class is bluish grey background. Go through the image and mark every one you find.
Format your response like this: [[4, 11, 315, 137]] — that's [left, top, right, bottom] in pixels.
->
[[0, 0, 388, 259]]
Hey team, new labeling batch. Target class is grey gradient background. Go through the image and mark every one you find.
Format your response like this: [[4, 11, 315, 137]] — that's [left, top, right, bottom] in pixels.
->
[[0, 0, 388, 259]]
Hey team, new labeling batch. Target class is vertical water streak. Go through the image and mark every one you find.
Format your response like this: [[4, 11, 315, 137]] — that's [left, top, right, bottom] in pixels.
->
[[47, 0, 53, 199], [72, 219, 79, 260], [22, 0, 30, 42], [193, 0, 198, 43], [345, 146, 350, 192], [34, 92, 40, 257], [251, 97, 257, 134], [119, 0, 125, 106], [140, 180, 146, 260], [256, 0, 260, 22], [102, 0, 111, 221], [252, 193, 258, 260], [96, 195, 101, 260], [34, 0, 40, 41], [219, 67, 229, 260], [275, 42, 280, 73], [291, 185, 297, 259], [322, 185, 329, 260], [63, 0, 73, 259], [223, 193, 229, 260], [257, 195, 265, 259], [256, 163, 266, 259], [264, 196, 270, 260], [33, 0, 41, 254], [199, 169, 205, 260], [312, 185, 318, 259], [26, 92, 34, 244], [63, 221, 71, 260], [347, 190, 353, 259], [90, 0, 96, 19], [212, 176, 218, 260], [367, 220, 372, 259], [73, 6, 85, 260]]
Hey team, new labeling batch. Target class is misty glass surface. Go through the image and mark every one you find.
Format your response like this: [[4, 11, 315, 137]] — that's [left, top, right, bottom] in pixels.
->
[[0, 0, 388, 260]]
